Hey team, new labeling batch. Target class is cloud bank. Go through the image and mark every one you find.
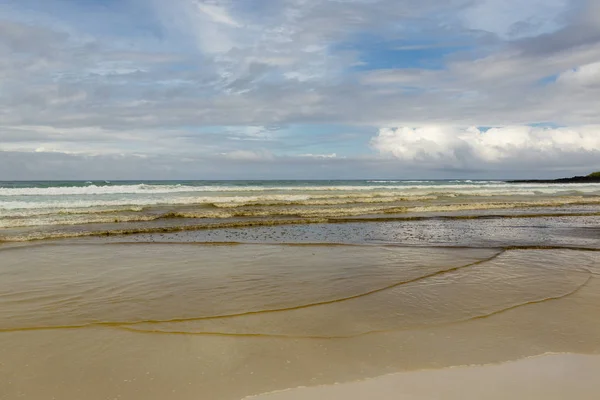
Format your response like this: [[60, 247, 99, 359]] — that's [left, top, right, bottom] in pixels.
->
[[371, 126, 600, 169]]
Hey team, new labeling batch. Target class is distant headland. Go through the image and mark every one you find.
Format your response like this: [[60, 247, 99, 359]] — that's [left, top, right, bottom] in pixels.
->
[[508, 171, 600, 183]]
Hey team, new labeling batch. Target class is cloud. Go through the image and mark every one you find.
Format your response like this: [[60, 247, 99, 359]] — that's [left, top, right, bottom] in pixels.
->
[[371, 125, 600, 170], [461, 0, 570, 39], [557, 62, 600, 87], [222, 150, 274, 161], [299, 153, 340, 159], [0, 150, 390, 180], [3, 0, 599, 131], [1, 0, 600, 178], [195, 2, 240, 27]]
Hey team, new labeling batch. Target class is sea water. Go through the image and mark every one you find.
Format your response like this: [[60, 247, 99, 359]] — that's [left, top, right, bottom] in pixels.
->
[[1, 179, 600, 241]]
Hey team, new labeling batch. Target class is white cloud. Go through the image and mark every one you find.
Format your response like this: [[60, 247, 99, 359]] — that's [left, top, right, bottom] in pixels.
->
[[195, 2, 240, 27], [156, 0, 244, 54], [371, 125, 600, 169], [222, 150, 274, 161], [299, 153, 339, 159], [557, 62, 600, 87], [462, 0, 570, 39]]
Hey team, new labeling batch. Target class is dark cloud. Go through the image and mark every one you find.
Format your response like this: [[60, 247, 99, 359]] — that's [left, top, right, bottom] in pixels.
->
[[512, 1, 600, 55]]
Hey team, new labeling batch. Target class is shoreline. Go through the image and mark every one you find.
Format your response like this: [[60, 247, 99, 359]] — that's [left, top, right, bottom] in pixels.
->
[[247, 353, 600, 400]]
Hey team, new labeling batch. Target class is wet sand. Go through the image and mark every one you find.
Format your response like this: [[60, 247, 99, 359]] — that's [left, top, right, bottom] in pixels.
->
[[248, 354, 600, 400]]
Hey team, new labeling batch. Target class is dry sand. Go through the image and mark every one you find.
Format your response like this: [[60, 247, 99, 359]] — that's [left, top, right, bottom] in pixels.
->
[[247, 354, 600, 400]]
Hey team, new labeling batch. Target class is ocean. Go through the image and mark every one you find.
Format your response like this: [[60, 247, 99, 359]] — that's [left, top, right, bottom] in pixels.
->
[[2, 179, 600, 241], [1, 179, 600, 399]]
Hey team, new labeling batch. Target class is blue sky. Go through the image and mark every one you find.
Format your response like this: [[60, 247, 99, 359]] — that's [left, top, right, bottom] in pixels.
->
[[1, 0, 600, 179]]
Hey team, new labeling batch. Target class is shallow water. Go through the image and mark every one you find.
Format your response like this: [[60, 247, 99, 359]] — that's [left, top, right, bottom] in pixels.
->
[[1, 239, 599, 399]]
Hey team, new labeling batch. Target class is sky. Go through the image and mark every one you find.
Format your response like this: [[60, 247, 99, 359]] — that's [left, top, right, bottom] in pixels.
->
[[1, 0, 600, 179]]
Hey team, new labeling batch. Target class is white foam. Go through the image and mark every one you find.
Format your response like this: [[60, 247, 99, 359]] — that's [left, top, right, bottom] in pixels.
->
[[1, 184, 599, 213], [0, 195, 309, 211], [1, 181, 599, 232], [1, 182, 600, 197]]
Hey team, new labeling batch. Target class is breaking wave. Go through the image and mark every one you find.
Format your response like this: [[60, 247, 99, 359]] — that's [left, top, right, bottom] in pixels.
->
[[1, 180, 599, 242]]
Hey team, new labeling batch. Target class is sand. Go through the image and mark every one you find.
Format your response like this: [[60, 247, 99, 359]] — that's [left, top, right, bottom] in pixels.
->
[[1, 237, 599, 399], [248, 354, 600, 400]]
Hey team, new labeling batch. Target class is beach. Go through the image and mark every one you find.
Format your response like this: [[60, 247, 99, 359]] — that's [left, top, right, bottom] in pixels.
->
[[1, 180, 600, 399], [4, 0, 600, 396], [248, 354, 600, 400]]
